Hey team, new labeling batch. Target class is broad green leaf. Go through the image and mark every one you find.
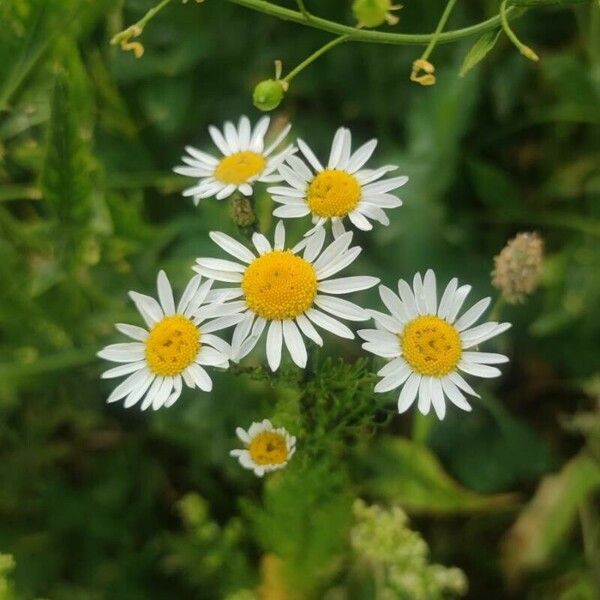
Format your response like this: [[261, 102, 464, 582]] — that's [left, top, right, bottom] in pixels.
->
[[356, 437, 518, 514], [467, 157, 521, 210], [502, 452, 600, 580], [460, 30, 501, 77]]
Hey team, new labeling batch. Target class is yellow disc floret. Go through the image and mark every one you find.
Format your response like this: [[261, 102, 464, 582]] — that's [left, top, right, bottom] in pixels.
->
[[145, 315, 200, 376], [249, 431, 289, 465], [242, 250, 318, 320], [214, 151, 266, 185], [307, 169, 362, 218], [400, 315, 462, 377]]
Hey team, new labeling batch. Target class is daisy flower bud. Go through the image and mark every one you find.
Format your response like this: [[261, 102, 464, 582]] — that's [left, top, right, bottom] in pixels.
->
[[492, 232, 544, 304], [230, 195, 256, 228], [352, 0, 401, 28], [253, 79, 286, 112]]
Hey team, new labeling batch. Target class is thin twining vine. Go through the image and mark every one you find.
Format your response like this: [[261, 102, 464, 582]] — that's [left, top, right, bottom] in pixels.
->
[[111, 0, 594, 108]]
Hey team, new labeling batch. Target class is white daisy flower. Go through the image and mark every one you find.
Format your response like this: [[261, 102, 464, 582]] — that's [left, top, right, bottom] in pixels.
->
[[174, 115, 295, 205], [230, 419, 296, 477], [268, 126, 408, 237], [98, 271, 244, 411], [358, 270, 512, 420], [193, 222, 379, 371]]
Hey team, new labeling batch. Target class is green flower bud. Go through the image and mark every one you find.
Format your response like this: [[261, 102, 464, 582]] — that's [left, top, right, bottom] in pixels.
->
[[352, 0, 398, 28], [253, 79, 285, 112]]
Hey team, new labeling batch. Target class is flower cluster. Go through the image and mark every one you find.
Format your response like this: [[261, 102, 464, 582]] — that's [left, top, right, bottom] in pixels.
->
[[99, 115, 512, 475]]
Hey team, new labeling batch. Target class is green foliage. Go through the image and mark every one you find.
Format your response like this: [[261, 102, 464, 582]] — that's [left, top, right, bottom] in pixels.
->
[[0, 0, 599, 598]]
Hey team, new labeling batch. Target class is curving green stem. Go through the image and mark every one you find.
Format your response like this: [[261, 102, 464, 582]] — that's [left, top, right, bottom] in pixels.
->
[[227, 0, 520, 46], [283, 35, 349, 83], [420, 0, 459, 61]]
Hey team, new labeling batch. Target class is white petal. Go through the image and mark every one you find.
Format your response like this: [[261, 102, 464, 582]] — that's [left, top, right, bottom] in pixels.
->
[[454, 297, 491, 331], [123, 372, 155, 409], [441, 377, 472, 411], [319, 276, 379, 295], [202, 333, 233, 356], [305, 308, 354, 339], [209, 125, 231, 155], [361, 193, 403, 208], [377, 357, 409, 377], [268, 186, 306, 198], [192, 265, 243, 283], [264, 123, 291, 156], [201, 313, 246, 333], [312, 232, 353, 273], [458, 361, 502, 378], [238, 115, 251, 149], [448, 371, 480, 397], [347, 139, 377, 173], [163, 375, 183, 408], [196, 346, 229, 367], [362, 175, 409, 195], [184, 279, 215, 317], [216, 184, 237, 200], [183, 145, 219, 166], [437, 278, 458, 320], [379, 285, 409, 324], [101, 361, 146, 379], [236, 427, 250, 443], [327, 128, 346, 169], [274, 221, 285, 250], [188, 363, 213, 391], [302, 227, 326, 263], [177, 274, 202, 314], [250, 116, 270, 152], [314, 295, 368, 321], [266, 320, 283, 371], [279, 163, 307, 191], [461, 351, 509, 364], [397, 279, 419, 319], [274, 204, 311, 218], [417, 377, 432, 415], [398, 373, 420, 413], [129, 291, 164, 327], [348, 211, 373, 231], [210, 231, 256, 264], [231, 312, 255, 357], [446, 285, 472, 324], [430, 378, 446, 420], [141, 376, 166, 411], [331, 218, 346, 239], [223, 121, 240, 153], [316, 247, 361, 280], [297, 138, 323, 172], [157, 270, 176, 315], [423, 269, 437, 315], [461, 322, 511, 348], [107, 368, 153, 404], [374, 361, 411, 393], [252, 232, 272, 255], [97, 343, 145, 363], [295, 314, 323, 346], [367, 310, 403, 334], [358, 328, 399, 346], [115, 323, 148, 342], [282, 320, 307, 368], [412, 273, 427, 315], [356, 165, 398, 184], [152, 376, 175, 410], [286, 154, 313, 182]]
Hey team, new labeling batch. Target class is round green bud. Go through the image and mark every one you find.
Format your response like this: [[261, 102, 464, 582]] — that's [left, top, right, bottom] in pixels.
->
[[253, 79, 285, 112], [352, 0, 391, 28]]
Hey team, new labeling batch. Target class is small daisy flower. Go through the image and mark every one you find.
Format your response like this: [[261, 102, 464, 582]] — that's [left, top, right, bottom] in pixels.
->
[[193, 222, 379, 371], [98, 271, 244, 411], [174, 115, 295, 205], [358, 270, 511, 420], [230, 419, 296, 477], [268, 127, 408, 237]]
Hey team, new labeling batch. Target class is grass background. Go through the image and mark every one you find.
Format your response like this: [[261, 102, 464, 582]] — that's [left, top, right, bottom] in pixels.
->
[[1, 0, 599, 598]]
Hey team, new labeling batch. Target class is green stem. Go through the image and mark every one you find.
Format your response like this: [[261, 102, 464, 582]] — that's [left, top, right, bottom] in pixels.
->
[[227, 0, 523, 46], [295, 0, 311, 20], [489, 295, 506, 321], [0, 348, 97, 381], [579, 497, 600, 594], [420, 0, 460, 61], [111, 0, 174, 44], [500, 0, 539, 59], [283, 35, 349, 83]]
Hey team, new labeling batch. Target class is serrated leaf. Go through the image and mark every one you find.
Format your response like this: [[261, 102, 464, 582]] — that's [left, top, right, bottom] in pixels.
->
[[357, 437, 518, 514], [460, 30, 501, 77]]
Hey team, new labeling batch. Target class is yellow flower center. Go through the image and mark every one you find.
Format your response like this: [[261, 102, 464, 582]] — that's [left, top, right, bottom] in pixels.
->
[[307, 169, 362, 218], [249, 431, 289, 466], [214, 151, 266, 185], [400, 315, 462, 377], [145, 315, 200, 376], [242, 250, 317, 320]]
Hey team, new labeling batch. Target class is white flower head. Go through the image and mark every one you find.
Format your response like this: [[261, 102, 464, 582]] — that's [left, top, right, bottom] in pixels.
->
[[174, 115, 295, 205], [193, 222, 379, 371], [230, 419, 296, 477], [358, 270, 512, 420], [97, 271, 244, 411], [268, 126, 408, 238]]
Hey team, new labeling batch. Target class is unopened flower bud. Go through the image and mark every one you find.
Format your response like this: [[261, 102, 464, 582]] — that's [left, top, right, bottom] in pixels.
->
[[492, 232, 544, 304], [230, 195, 256, 228], [253, 79, 285, 112], [352, 0, 401, 28]]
